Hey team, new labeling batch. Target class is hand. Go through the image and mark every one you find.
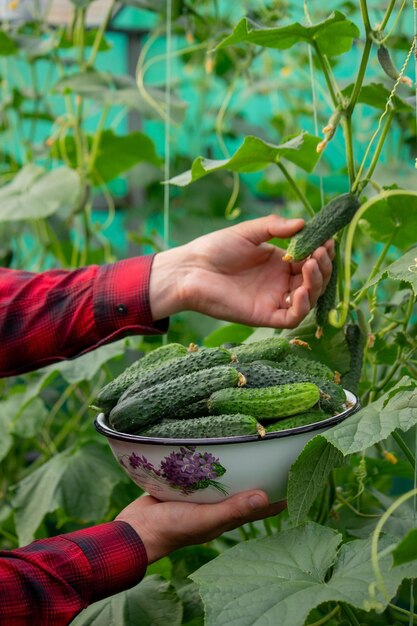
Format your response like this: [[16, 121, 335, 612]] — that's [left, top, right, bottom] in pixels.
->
[[149, 215, 334, 328], [116, 490, 285, 563]]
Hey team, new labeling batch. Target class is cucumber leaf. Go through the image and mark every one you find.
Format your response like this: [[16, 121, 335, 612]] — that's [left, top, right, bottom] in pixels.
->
[[0, 165, 81, 221], [287, 437, 344, 524], [358, 190, 417, 249], [168, 134, 320, 187], [191, 522, 415, 626], [12, 442, 125, 545], [343, 82, 414, 112], [392, 529, 417, 567], [216, 12, 360, 57], [203, 323, 254, 348], [71, 575, 183, 626], [362, 247, 417, 296]]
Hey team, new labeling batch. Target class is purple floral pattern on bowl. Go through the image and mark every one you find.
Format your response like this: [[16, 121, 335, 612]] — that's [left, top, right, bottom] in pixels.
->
[[119, 446, 228, 496]]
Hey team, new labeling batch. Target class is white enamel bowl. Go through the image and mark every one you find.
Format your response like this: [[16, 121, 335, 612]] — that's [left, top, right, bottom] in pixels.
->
[[95, 390, 359, 504]]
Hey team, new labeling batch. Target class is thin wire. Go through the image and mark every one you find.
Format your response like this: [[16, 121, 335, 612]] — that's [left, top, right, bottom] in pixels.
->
[[304, 0, 324, 207], [412, 7, 417, 622], [163, 0, 172, 251]]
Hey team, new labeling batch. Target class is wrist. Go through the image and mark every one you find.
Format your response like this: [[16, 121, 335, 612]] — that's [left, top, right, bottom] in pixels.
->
[[149, 245, 197, 320]]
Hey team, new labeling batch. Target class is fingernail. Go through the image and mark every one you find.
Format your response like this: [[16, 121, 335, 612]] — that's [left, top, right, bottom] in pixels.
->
[[248, 494, 267, 510]]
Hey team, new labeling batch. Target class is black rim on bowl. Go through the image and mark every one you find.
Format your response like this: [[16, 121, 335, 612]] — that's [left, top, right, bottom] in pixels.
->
[[94, 390, 361, 447]]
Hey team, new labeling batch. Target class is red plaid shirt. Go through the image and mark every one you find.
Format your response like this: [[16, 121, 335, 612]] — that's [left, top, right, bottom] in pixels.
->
[[0, 255, 169, 623]]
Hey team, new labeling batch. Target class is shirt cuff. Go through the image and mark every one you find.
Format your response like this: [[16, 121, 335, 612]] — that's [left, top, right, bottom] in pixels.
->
[[62, 521, 148, 603], [93, 254, 169, 343]]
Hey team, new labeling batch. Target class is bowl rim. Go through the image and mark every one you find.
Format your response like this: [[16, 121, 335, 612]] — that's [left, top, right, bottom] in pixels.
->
[[94, 389, 360, 447]]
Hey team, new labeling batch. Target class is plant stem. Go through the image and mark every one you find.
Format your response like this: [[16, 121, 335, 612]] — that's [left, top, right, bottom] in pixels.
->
[[307, 605, 340, 626], [340, 603, 361, 626], [346, 37, 372, 117], [359, 0, 372, 33], [392, 431, 416, 469], [342, 115, 356, 186], [276, 162, 315, 217], [87, 0, 117, 68], [380, 0, 398, 32], [360, 108, 395, 190], [312, 42, 339, 107]]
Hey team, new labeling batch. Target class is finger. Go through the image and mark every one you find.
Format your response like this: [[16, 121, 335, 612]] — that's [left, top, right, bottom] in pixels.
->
[[301, 258, 324, 307], [311, 246, 333, 291], [191, 490, 285, 535], [233, 215, 305, 246]]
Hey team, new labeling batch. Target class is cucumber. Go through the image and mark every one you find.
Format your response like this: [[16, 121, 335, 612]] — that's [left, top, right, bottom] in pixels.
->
[[283, 193, 360, 263], [138, 414, 265, 439], [233, 361, 345, 414], [315, 252, 338, 338], [169, 399, 210, 420], [341, 323, 366, 394], [277, 353, 336, 382], [118, 347, 234, 402], [263, 409, 329, 433], [208, 382, 320, 420], [231, 337, 291, 363], [109, 365, 246, 434], [95, 343, 189, 412]]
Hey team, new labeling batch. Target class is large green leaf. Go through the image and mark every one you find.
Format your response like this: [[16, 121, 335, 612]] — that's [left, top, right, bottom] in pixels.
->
[[52, 130, 162, 184], [168, 134, 320, 187], [287, 377, 417, 520], [71, 575, 183, 626], [323, 376, 417, 455], [192, 523, 413, 626], [358, 190, 417, 250], [44, 339, 130, 384], [287, 437, 344, 524], [216, 12, 360, 57], [12, 442, 125, 545], [203, 323, 254, 348], [365, 247, 417, 296], [0, 164, 81, 221]]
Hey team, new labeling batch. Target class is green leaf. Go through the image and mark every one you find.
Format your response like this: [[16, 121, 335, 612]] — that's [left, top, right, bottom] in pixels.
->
[[323, 376, 417, 455], [71, 575, 183, 626], [51, 130, 162, 184], [203, 323, 254, 348], [0, 30, 18, 56], [343, 82, 414, 112], [365, 247, 417, 296], [358, 190, 417, 250], [44, 339, 130, 384], [12, 442, 124, 545], [287, 437, 344, 524], [168, 134, 320, 187], [0, 164, 81, 221], [191, 523, 412, 626], [392, 529, 417, 567], [216, 12, 360, 57]]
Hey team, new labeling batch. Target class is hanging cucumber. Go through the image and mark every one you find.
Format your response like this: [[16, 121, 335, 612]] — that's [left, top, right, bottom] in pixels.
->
[[282, 193, 360, 263], [315, 247, 339, 338], [341, 323, 366, 394], [377, 44, 413, 86]]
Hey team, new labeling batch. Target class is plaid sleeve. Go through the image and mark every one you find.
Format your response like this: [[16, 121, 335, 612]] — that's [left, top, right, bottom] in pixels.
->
[[0, 255, 169, 377], [0, 521, 148, 625]]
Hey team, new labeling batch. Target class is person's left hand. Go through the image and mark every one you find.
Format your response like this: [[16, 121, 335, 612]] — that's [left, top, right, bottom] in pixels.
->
[[149, 214, 334, 329], [116, 490, 285, 563]]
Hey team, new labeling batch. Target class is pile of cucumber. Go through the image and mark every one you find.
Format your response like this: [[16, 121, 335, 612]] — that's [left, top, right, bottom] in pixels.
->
[[93, 337, 346, 439]]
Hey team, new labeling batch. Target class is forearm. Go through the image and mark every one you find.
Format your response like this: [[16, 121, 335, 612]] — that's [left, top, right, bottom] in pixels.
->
[[0, 257, 168, 377], [0, 521, 148, 625]]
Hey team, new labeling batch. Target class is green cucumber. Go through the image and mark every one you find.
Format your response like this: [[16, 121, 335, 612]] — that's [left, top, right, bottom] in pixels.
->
[[283, 193, 360, 263], [208, 382, 320, 420], [315, 251, 338, 338], [139, 414, 265, 439], [277, 353, 336, 382], [118, 347, 234, 402], [263, 409, 329, 432], [109, 365, 245, 434], [95, 343, 189, 412], [231, 337, 291, 363], [233, 361, 345, 414], [341, 323, 366, 394]]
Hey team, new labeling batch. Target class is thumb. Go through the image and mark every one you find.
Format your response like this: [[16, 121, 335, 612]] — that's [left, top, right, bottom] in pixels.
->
[[194, 490, 285, 535], [233, 215, 305, 246]]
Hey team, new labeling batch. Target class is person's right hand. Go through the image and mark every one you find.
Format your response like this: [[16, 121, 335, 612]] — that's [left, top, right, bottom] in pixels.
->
[[116, 491, 285, 563]]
